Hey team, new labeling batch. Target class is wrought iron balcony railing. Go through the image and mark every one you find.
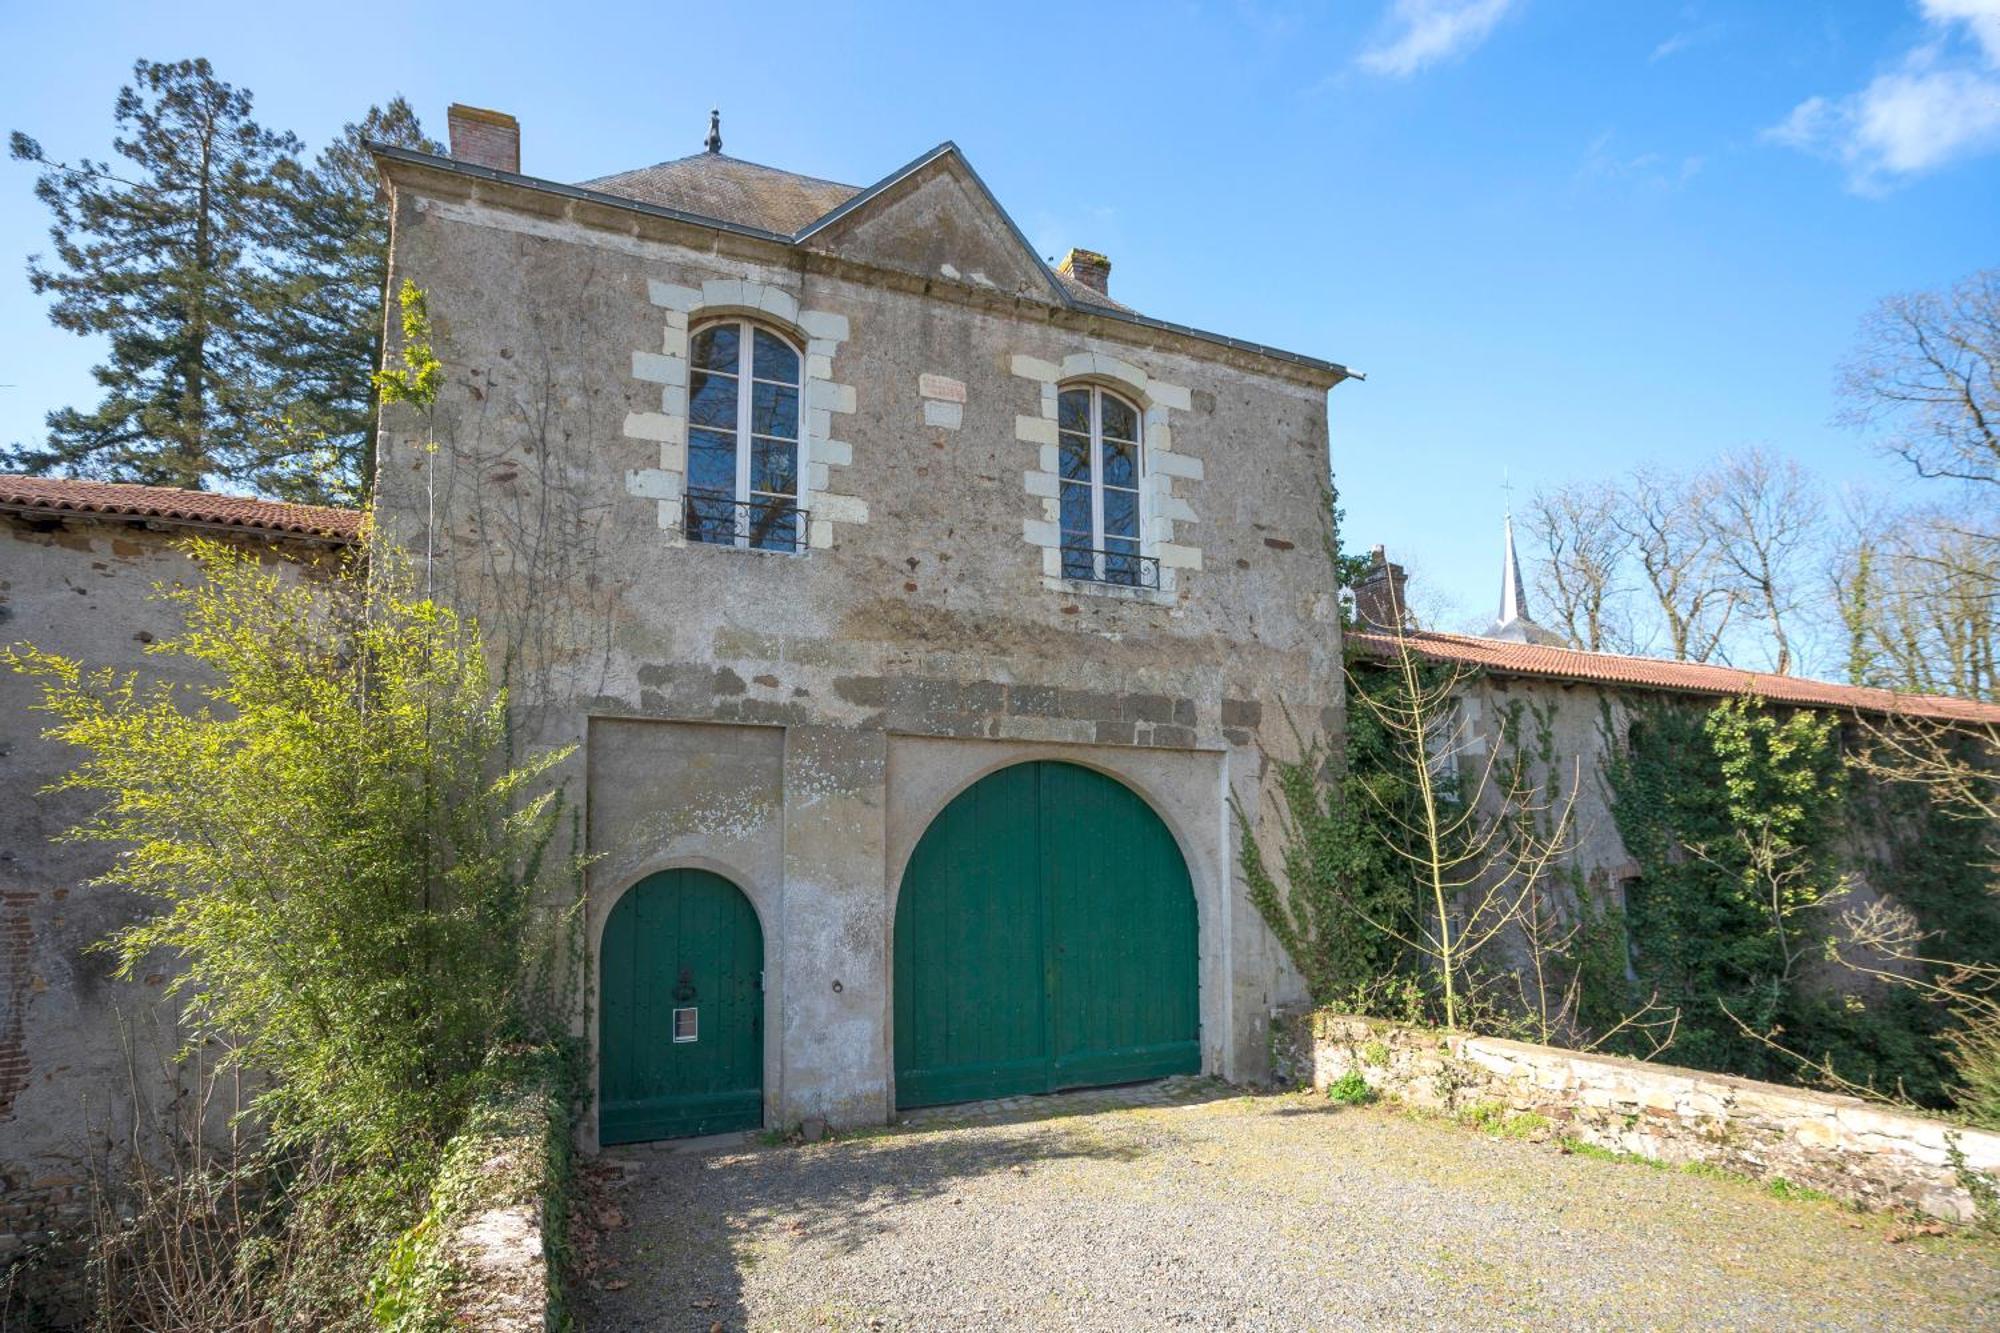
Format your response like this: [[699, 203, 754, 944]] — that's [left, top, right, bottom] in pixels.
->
[[1059, 543, 1161, 590], [684, 490, 809, 553]]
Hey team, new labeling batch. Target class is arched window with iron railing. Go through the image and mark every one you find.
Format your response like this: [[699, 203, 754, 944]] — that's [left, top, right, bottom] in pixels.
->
[[687, 318, 806, 551], [1057, 382, 1153, 587]]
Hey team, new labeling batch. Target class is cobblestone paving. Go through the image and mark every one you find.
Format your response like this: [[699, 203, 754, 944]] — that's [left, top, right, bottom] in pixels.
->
[[581, 1080, 2000, 1331]]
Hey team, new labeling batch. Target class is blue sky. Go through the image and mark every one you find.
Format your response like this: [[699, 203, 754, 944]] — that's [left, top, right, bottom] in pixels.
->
[[2, 1, 1996, 624]]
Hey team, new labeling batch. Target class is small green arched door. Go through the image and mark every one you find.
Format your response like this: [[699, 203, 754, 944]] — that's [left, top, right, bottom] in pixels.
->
[[894, 761, 1200, 1108], [600, 868, 764, 1143]]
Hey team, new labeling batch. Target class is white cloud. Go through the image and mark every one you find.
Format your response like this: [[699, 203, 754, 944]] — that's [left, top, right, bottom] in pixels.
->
[[1765, 0, 2000, 191], [1357, 0, 1518, 78], [1921, 0, 2000, 63], [1650, 22, 1721, 63]]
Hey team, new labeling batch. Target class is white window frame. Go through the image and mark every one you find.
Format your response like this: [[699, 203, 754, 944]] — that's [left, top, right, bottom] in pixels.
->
[[1057, 383, 1148, 586], [687, 317, 806, 552]]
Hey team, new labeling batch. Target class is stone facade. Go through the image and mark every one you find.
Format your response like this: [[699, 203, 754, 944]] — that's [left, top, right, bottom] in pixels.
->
[[1282, 1011, 2000, 1222], [371, 138, 1350, 1147]]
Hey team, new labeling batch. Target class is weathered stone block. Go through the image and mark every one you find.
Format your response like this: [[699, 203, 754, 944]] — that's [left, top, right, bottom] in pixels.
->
[[1009, 353, 1059, 383]]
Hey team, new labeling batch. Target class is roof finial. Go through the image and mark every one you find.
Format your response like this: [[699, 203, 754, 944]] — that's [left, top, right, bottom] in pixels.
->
[[704, 108, 722, 154]]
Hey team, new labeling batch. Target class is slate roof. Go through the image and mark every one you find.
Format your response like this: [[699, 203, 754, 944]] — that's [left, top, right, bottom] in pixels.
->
[[0, 475, 362, 543], [581, 153, 862, 235], [368, 139, 1350, 380], [1346, 627, 2000, 725], [585, 151, 1146, 316]]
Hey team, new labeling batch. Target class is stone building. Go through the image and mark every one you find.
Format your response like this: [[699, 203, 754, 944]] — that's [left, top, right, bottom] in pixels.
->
[[365, 106, 1355, 1147], [0, 478, 357, 1259]]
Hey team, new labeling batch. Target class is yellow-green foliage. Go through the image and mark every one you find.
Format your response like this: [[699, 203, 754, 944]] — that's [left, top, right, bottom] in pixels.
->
[[10, 540, 572, 1170], [372, 1044, 575, 1332], [373, 279, 443, 412]]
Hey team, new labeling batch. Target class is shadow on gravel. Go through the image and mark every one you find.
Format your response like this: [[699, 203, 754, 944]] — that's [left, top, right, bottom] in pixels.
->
[[585, 1080, 1244, 1331]]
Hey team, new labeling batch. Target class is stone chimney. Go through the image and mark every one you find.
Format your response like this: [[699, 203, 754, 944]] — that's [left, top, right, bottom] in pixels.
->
[[1351, 545, 1409, 629], [1057, 248, 1111, 297], [447, 104, 520, 174]]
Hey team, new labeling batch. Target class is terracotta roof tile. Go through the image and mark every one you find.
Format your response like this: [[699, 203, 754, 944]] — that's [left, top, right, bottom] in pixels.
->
[[1348, 627, 2000, 725], [0, 475, 362, 543]]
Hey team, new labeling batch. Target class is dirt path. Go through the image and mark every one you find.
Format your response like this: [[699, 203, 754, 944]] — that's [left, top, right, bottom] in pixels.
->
[[578, 1081, 2000, 1331]]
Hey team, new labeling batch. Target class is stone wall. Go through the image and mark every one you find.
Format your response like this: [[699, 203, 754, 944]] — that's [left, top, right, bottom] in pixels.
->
[[0, 512, 344, 1266], [1279, 1011, 2000, 1223], [378, 1044, 572, 1331]]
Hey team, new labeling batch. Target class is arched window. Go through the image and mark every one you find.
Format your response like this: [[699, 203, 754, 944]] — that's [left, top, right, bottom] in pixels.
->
[[1057, 383, 1149, 586], [687, 319, 805, 551]]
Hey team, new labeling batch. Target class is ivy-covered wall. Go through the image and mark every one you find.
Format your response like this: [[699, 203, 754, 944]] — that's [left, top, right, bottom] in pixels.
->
[[1606, 695, 2000, 1109], [1250, 644, 2000, 1123]]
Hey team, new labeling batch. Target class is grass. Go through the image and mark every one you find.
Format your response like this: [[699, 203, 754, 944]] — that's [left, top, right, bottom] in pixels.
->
[[1557, 1136, 1846, 1210]]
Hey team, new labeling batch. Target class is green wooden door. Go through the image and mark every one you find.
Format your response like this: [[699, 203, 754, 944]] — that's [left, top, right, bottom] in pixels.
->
[[599, 868, 763, 1143], [894, 761, 1199, 1109]]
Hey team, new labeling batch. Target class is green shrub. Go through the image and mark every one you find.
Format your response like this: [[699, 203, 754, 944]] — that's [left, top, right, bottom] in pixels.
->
[[10, 538, 582, 1326], [1327, 1069, 1376, 1105]]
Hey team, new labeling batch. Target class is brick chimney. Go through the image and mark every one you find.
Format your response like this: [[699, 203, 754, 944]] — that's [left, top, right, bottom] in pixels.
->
[[447, 104, 520, 174], [1351, 545, 1409, 629], [1057, 248, 1111, 297]]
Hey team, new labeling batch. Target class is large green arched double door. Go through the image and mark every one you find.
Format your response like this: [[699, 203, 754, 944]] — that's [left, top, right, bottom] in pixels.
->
[[599, 868, 764, 1144], [893, 761, 1200, 1109]]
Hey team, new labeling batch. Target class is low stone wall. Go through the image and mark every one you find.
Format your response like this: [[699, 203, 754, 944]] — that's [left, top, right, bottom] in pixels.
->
[[1276, 1011, 2000, 1223], [377, 1044, 573, 1331]]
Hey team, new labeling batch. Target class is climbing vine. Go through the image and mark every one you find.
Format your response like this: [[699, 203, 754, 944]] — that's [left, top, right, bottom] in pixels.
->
[[1605, 694, 1999, 1110]]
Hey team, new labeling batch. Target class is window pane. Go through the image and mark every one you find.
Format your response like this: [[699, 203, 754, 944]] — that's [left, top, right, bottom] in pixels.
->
[[688, 428, 736, 494], [746, 494, 799, 551], [1103, 486, 1139, 538], [751, 438, 797, 496], [751, 381, 799, 439], [1061, 542, 1095, 580], [1100, 394, 1138, 442], [691, 323, 740, 372], [685, 492, 736, 546], [1059, 431, 1091, 482], [1104, 535, 1142, 586], [1058, 388, 1090, 434], [752, 329, 799, 383], [689, 371, 738, 430], [1060, 480, 1092, 538], [1102, 439, 1136, 489]]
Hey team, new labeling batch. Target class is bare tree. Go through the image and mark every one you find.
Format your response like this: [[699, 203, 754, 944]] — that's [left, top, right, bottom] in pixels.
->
[[1828, 501, 2000, 700], [1612, 467, 1738, 663], [1703, 448, 1822, 675], [1524, 480, 1633, 652], [1842, 269, 2000, 492]]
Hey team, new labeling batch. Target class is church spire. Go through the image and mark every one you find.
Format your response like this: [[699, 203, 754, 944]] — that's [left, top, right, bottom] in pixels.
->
[[704, 108, 722, 154], [1486, 505, 1567, 646], [1498, 510, 1529, 628]]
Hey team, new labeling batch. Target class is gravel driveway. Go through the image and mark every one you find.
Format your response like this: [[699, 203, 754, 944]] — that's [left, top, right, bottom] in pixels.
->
[[579, 1079, 2000, 1331]]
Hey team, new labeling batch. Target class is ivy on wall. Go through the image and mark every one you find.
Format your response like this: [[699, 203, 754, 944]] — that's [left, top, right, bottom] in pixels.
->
[[1605, 695, 1999, 1108]]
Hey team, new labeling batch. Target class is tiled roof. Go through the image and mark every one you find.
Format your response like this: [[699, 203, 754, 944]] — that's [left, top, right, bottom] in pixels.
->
[[581, 153, 861, 236], [1347, 627, 2000, 725], [0, 475, 362, 543]]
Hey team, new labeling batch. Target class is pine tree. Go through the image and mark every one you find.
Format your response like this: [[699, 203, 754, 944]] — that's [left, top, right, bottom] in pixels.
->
[[262, 99, 438, 504], [7, 58, 300, 490]]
